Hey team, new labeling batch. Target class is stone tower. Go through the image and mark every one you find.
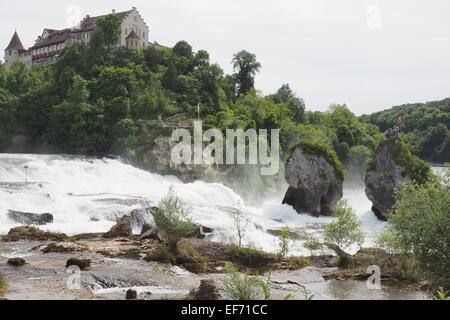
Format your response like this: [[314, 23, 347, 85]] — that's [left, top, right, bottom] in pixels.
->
[[4, 31, 25, 69]]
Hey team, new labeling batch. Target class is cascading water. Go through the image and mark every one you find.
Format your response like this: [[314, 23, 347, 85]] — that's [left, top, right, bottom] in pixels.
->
[[0, 153, 387, 255]]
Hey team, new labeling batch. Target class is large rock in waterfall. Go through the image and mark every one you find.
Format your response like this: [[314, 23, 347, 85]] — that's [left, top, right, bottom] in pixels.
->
[[7, 210, 54, 226], [282, 141, 344, 216], [364, 136, 432, 221]]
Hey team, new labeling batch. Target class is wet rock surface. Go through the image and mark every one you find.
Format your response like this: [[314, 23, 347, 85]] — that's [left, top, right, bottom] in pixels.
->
[[103, 216, 132, 239], [7, 210, 54, 226], [283, 147, 343, 216], [4, 226, 68, 242]]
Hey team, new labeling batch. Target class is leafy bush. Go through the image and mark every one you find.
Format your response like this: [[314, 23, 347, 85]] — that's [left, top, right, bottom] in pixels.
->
[[382, 171, 450, 289], [290, 140, 344, 180], [152, 186, 197, 252], [324, 200, 364, 253], [303, 235, 323, 256]]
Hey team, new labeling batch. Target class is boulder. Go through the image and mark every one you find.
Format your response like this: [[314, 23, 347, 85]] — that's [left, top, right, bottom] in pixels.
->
[[5, 226, 68, 242], [103, 215, 132, 238], [125, 289, 138, 300], [66, 257, 91, 270], [283, 143, 343, 216], [7, 210, 54, 226], [130, 207, 155, 229], [364, 137, 431, 220], [189, 224, 215, 239], [188, 280, 221, 300], [7, 257, 26, 267], [140, 223, 160, 241]]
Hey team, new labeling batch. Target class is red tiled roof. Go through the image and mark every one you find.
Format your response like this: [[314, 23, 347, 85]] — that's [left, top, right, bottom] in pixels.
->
[[6, 31, 25, 51]]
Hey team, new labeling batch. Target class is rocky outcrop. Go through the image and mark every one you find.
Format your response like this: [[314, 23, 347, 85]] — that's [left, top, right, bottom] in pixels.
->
[[364, 137, 430, 220], [283, 143, 343, 216], [130, 207, 155, 229], [103, 215, 132, 238], [5, 226, 68, 242], [126, 289, 138, 300], [34, 242, 89, 254], [66, 258, 91, 270], [7, 258, 26, 267], [140, 223, 160, 241], [188, 280, 221, 300], [7, 210, 54, 226]]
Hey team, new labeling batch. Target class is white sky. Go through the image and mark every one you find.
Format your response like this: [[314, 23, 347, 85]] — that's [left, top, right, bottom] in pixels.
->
[[1, 0, 449, 115]]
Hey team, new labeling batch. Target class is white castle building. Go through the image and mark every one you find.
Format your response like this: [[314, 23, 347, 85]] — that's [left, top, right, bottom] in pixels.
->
[[4, 7, 152, 69]]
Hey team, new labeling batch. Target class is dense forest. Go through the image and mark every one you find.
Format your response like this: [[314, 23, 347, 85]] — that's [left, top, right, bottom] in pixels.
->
[[0, 13, 425, 178], [361, 99, 450, 163]]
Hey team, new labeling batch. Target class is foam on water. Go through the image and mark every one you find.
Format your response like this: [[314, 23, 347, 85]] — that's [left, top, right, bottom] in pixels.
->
[[0, 154, 387, 255]]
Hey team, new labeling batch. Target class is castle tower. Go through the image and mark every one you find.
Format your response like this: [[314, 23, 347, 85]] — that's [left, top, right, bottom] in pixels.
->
[[4, 31, 25, 69]]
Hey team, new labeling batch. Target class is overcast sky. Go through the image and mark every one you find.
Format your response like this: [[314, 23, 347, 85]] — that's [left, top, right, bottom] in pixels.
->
[[1, 0, 449, 115]]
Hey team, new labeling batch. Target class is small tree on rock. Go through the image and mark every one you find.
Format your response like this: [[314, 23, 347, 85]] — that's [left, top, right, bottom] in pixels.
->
[[153, 186, 197, 252]]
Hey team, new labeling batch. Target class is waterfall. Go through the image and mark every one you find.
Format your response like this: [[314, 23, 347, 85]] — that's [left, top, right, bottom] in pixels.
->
[[0, 153, 387, 255]]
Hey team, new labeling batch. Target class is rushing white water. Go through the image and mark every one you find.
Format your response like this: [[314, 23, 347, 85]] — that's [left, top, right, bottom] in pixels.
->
[[0, 154, 387, 255]]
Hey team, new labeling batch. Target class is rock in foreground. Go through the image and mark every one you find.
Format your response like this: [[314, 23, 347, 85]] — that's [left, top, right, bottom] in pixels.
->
[[283, 141, 344, 216], [188, 280, 221, 300], [7, 257, 26, 267], [5, 226, 68, 242]]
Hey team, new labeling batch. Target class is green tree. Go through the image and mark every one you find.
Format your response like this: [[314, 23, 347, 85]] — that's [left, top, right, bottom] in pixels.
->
[[91, 14, 122, 53], [277, 227, 293, 258], [324, 200, 364, 265], [173, 40, 193, 59], [382, 172, 450, 289], [232, 50, 261, 96], [152, 186, 197, 252], [162, 62, 178, 90]]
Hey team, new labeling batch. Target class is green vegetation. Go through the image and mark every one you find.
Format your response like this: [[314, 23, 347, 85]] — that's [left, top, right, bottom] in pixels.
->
[[231, 205, 248, 248], [276, 227, 293, 259], [382, 136, 432, 185], [223, 262, 271, 300], [378, 168, 450, 289], [152, 186, 197, 252], [361, 98, 450, 162], [433, 288, 450, 300], [227, 244, 276, 268], [290, 140, 344, 180], [303, 235, 323, 256], [0, 14, 382, 179], [323, 200, 364, 266]]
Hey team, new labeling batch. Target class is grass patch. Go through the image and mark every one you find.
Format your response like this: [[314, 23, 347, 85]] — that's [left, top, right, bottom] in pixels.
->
[[290, 140, 344, 180], [227, 245, 276, 268]]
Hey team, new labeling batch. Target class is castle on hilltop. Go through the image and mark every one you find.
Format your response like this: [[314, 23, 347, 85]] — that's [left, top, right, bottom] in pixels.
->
[[4, 7, 155, 69]]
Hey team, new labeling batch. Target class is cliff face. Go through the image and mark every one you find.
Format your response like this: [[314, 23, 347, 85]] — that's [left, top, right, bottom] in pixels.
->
[[364, 136, 431, 220], [283, 146, 343, 216]]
